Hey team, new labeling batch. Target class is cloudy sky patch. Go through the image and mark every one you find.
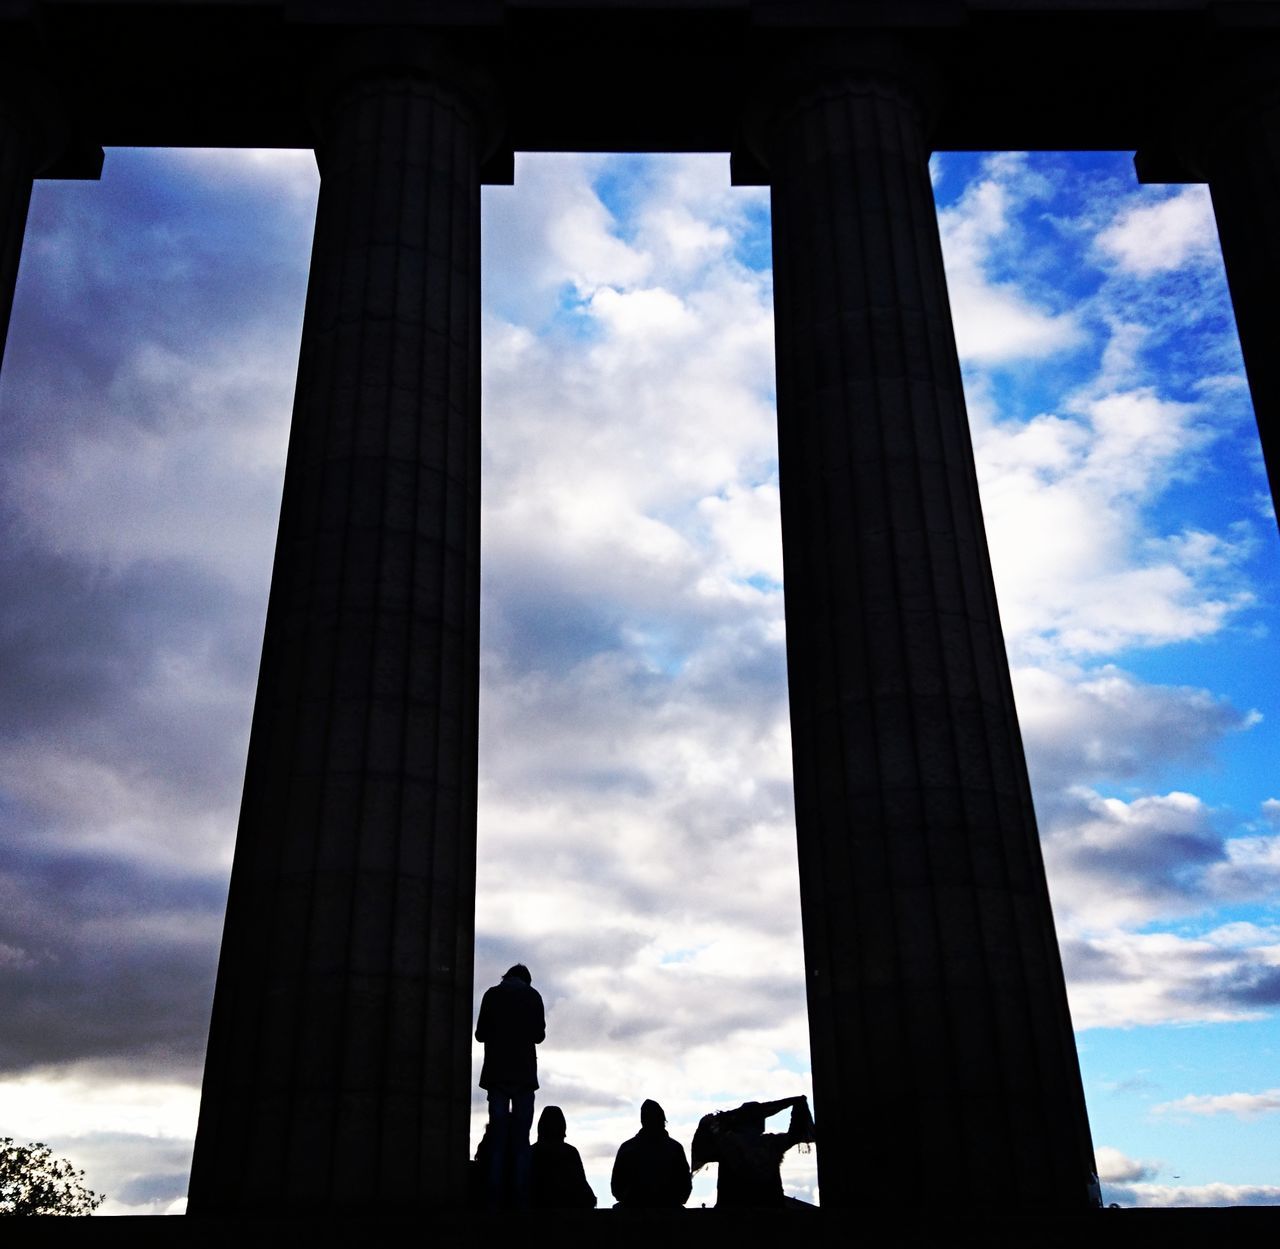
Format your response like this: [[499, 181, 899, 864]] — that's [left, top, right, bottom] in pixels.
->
[[0, 144, 1277, 1211]]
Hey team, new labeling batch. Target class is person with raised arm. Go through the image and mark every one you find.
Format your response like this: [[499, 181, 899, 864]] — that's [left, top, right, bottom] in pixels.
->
[[691, 1094, 816, 1208]]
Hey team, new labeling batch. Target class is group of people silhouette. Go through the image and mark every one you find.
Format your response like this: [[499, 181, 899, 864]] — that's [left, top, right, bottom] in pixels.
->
[[473, 964, 817, 1211]]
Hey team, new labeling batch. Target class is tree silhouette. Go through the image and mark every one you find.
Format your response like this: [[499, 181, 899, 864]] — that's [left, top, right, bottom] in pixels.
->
[[1, 1139, 104, 1215]]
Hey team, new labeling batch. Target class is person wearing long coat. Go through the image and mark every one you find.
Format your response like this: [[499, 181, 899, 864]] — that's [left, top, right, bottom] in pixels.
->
[[475, 963, 546, 1208]]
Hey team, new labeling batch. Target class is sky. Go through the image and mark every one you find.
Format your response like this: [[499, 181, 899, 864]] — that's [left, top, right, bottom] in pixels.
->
[[0, 142, 1278, 1213]]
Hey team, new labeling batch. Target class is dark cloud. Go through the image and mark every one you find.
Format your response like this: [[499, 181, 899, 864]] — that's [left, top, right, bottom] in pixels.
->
[[474, 928, 653, 1004], [6, 144, 1272, 1207], [0, 530, 152, 735], [1040, 789, 1232, 928], [1061, 924, 1280, 1028], [0, 847, 225, 1078], [1020, 667, 1254, 794], [1200, 964, 1280, 1009], [550, 970, 805, 1055], [532, 1075, 632, 1116], [3, 149, 313, 451], [40, 1132, 195, 1213], [481, 580, 627, 673], [0, 517, 259, 762], [1059, 938, 1134, 985], [115, 1172, 189, 1205]]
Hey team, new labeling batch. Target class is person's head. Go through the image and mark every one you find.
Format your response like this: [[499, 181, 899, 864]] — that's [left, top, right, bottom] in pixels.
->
[[734, 1102, 766, 1136], [504, 963, 532, 985], [640, 1099, 666, 1131], [538, 1106, 567, 1143]]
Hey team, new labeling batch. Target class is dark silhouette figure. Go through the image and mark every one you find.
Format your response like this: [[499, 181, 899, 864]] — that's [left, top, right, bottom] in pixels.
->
[[691, 1095, 816, 1209], [530, 1106, 597, 1210], [475, 963, 546, 1210], [610, 1099, 692, 1209], [469, 1123, 506, 1210]]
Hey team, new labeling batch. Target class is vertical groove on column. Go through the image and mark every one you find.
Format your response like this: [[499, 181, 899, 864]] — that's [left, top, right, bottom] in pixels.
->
[[770, 75, 1095, 1212], [189, 72, 481, 1214], [1209, 107, 1280, 525], [868, 85, 981, 1192], [0, 100, 35, 379], [874, 84, 1013, 1190]]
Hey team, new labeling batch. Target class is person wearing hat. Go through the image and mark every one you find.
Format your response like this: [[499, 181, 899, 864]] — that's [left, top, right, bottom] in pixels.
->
[[610, 1098, 692, 1209]]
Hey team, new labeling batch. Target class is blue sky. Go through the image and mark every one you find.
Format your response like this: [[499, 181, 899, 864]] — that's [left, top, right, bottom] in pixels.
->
[[0, 143, 1277, 1212]]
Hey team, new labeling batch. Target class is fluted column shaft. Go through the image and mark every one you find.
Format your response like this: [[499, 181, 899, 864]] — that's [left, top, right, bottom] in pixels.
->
[[767, 74, 1096, 1211], [0, 97, 37, 379], [189, 71, 481, 1213], [1205, 103, 1280, 527]]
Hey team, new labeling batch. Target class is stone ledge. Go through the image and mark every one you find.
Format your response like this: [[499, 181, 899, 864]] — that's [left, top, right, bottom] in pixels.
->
[[6, 1207, 1280, 1249]]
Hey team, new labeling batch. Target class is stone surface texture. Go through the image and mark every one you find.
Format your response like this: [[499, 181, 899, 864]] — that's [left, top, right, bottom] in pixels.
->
[[1206, 100, 1280, 527], [766, 70, 1097, 1210], [187, 70, 482, 1213], [0, 97, 35, 377]]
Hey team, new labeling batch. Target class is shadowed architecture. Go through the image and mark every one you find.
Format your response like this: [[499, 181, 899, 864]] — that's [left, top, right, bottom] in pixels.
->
[[3, 0, 1279, 1220]]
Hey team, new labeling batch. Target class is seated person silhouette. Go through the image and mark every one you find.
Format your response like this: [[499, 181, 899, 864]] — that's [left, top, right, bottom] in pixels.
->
[[690, 1095, 816, 1209], [530, 1106, 597, 1209], [610, 1099, 692, 1209], [469, 1123, 505, 1210]]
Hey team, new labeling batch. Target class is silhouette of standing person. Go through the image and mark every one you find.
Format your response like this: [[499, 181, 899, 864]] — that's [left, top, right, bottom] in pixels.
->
[[691, 1094, 815, 1209], [610, 1099, 692, 1209], [531, 1106, 597, 1209], [475, 963, 546, 1209]]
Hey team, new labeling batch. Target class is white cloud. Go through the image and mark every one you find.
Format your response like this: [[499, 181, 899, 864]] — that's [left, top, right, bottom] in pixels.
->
[[482, 154, 651, 322], [2, 143, 1275, 1213], [975, 387, 1252, 659], [1205, 833, 1280, 902], [1062, 927, 1280, 1029], [1096, 186, 1220, 275], [938, 153, 1084, 363], [165, 147, 319, 200], [698, 482, 783, 586], [471, 153, 810, 1202], [1205, 921, 1280, 948], [1105, 1180, 1280, 1207], [1096, 1145, 1158, 1183], [1154, 1089, 1280, 1120], [0, 1071, 198, 1143]]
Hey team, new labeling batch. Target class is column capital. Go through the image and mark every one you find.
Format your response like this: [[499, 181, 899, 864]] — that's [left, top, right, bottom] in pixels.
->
[[0, 58, 77, 178], [0, 9, 102, 181], [304, 29, 509, 182], [733, 34, 944, 187], [1136, 40, 1280, 184]]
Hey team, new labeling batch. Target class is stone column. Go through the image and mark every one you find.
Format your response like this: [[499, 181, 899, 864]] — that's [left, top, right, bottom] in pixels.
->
[[188, 60, 485, 1214], [760, 65, 1097, 1210], [0, 96, 38, 379], [1203, 99, 1280, 527]]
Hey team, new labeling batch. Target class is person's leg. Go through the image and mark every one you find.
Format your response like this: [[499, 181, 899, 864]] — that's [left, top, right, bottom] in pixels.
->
[[511, 1090, 535, 1209], [486, 1092, 511, 1209]]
